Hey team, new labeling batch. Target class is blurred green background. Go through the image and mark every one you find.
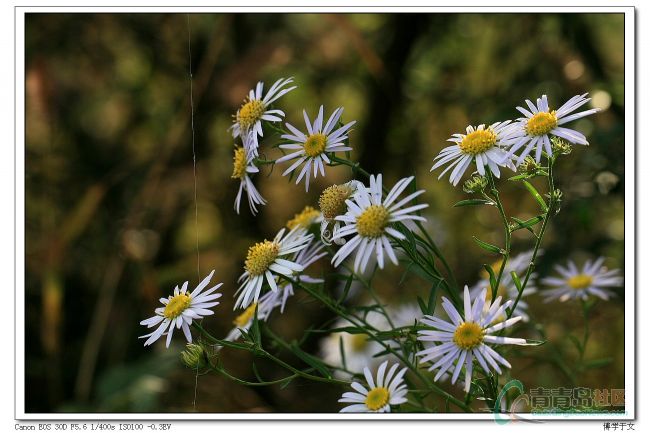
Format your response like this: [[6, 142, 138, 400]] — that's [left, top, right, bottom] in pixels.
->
[[25, 13, 625, 413]]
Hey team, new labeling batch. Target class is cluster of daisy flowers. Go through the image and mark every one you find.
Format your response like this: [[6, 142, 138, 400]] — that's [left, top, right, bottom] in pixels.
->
[[230, 77, 296, 215], [136, 78, 626, 414], [230, 78, 359, 214], [432, 93, 600, 186]]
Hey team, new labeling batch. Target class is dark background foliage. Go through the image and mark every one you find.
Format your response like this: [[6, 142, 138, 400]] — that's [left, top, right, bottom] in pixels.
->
[[25, 13, 624, 413]]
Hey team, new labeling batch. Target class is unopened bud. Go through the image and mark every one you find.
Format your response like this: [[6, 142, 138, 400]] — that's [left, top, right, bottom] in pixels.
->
[[551, 137, 573, 155], [462, 175, 488, 194], [519, 156, 541, 176], [180, 343, 208, 370]]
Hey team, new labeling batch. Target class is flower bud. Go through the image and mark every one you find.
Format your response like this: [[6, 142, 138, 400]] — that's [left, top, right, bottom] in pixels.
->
[[519, 156, 541, 176], [462, 175, 488, 194], [180, 343, 208, 370], [551, 137, 573, 155]]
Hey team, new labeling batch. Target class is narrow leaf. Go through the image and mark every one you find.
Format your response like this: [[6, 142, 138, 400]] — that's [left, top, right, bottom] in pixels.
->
[[511, 215, 544, 232], [290, 343, 331, 378], [483, 264, 497, 294], [584, 357, 613, 369], [453, 199, 493, 207], [473, 236, 503, 255], [522, 180, 548, 211], [521, 339, 547, 346], [417, 296, 429, 316]]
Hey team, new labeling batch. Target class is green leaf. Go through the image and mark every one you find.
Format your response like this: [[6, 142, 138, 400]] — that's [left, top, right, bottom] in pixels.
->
[[453, 199, 493, 207], [400, 221, 418, 253], [567, 335, 583, 354], [584, 357, 613, 369], [521, 339, 546, 346], [290, 343, 331, 378], [251, 361, 264, 382], [427, 280, 441, 314], [249, 305, 262, 347], [417, 296, 429, 316], [483, 264, 497, 294], [337, 272, 355, 304], [511, 271, 523, 293], [327, 326, 367, 334], [508, 173, 533, 181], [522, 180, 549, 211], [472, 236, 503, 255], [511, 215, 544, 232], [374, 330, 404, 341], [280, 377, 295, 389]]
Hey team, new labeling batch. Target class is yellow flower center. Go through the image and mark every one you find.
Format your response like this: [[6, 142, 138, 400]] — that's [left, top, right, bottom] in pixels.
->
[[350, 334, 368, 352], [356, 205, 390, 238], [365, 387, 390, 411], [303, 133, 328, 158], [459, 129, 497, 155], [453, 322, 484, 350], [319, 184, 353, 219], [567, 274, 593, 290], [525, 111, 558, 136], [286, 206, 321, 230], [231, 147, 247, 179], [245, 240, 280, 276], [233, 303, 257, 327], [163, 293, 192, 319], [237, 99, 266, 131]]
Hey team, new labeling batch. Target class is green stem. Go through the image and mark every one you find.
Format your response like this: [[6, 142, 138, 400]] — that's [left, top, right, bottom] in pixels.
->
[[262, 326, 358, 377], [192, 322, 349, 386], [208, 364, 301, 387], [415, 220, 458, 291], [579, 299, 591, 367], [485, 171, 511, 303], [254, 158, 276, 165], [286, 276, 473, 412], [507, 156, 555, 319]]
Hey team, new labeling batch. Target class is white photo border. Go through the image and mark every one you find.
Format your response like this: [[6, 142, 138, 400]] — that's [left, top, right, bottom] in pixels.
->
[[14, 3, 635, 421]]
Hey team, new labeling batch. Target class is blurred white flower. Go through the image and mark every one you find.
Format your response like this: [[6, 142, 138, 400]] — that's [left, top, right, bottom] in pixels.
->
[[541, 256, 622, 302]]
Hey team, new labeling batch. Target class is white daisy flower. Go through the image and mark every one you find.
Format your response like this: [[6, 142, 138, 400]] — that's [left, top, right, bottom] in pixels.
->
[[139, 270, 223, 348], [504, 93, 599, 164], [432, 122, 518, 187], [235, 227, 313, 309], [331, 174, 428, 273], [541, 257, 622, 302], [338, 360, 408, 413], [469, 250, 540, 322], [276, 105, 355, 192], [224, 240, 326, 344], [232, 134, 267, 215], [321, 313, 389, 378], [231, 77, 296, 155], [319, 180, 364, 246], [417, 286, 527, 393]]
